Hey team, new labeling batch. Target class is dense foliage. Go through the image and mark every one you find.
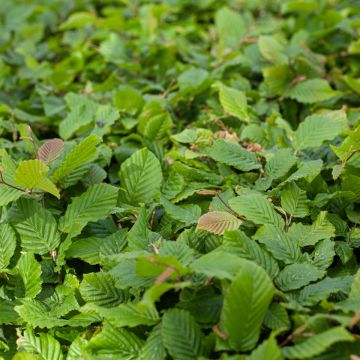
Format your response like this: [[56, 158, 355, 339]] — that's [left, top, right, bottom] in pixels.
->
[[1, 0, 360, 359]]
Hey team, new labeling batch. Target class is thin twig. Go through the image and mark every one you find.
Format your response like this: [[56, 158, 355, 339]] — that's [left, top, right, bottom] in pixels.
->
[[216, 193, 246, 220]]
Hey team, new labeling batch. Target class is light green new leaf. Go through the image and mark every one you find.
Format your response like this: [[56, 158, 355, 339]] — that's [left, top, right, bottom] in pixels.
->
[[0, 150, 23, 206], [220, 260, 274, 351], [281, 182, 309, 217], [80, 272, 129, 307], [14, 159, 59, 198], [215, 7, 245, 49], [16, 253, 42, 299], [287, 78, 339, 104], [19, 328, 63, 360], [162, 309, 205, 360], [51, 134, 100, 188], [275, 262, 325, 291], [118, 148, 162, 205], [0, 223, 16, 270], [258, 36, 288, 65], [196, 211, 241, 235], [15, 208, 60, 254], [207, 139, 259, 171], [59, 183, 118, 237], [248, 337, 283, 360], [229, 192, 285, 228], [293, 109, 347, 150], [218, 84, 249, 121], [281, 326, 354, 359]]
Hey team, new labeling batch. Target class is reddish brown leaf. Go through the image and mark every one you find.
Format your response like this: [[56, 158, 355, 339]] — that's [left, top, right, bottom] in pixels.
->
[[196, 211, 242, 235], [37, 139, 64, 164]]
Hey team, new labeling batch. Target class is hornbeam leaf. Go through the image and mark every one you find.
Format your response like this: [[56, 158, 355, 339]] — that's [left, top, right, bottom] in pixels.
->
[[196, 211, 241, 235], [37, 138, 64, 164]]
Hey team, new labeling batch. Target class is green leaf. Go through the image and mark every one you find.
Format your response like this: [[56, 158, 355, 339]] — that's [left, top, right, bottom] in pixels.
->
[[258, 36, 288, 65], [286, 78, 339, 103], [218, 84, 249, 121], [281, 326, 354, 359], [118, 148, 162, 205], [207, 139, 259, 171], [51, 134, 100, 188], [248, 337, 283, 360], [293, 110, 347, 150], [87, 322, 144, 359], [222, 230, 279, 279], [191, 251, 246, 280], [215, 7, 245, 49], [220, 260, 274, 351], [14, 159, 60, 198], [265, 149, 297, 180], [59, 183, 118, 237], [229, 192, 285, 228], [140, 325, 166, 360], [281, 160, 323, 185], [0, 150, 23, 206], [264, 303, 290, 332], [254, 224, 301, 264], [281, 182, 309, 217], [161, 195, 201, 226], [80, 272, 129, 307], [16, 253, 42, 299], [275, 263, 325, 291], [18, 328, 63, 360], [15, 208, 60, 254], [162, 309, 205, 360], [0, 223, 16, 270], [196, 211, 241, 235]]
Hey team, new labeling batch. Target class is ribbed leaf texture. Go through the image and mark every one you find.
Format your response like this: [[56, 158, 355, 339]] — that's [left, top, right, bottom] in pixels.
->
[[15, 208, 60, 254], [14, 159, 60, 198], [16, 253, 42, 299], [196, 211, 241, 235], [220, 259, 274, 351], [86, 322, 144, 359], [229, 192, 284, 228], [281, 326, 354, 359], [218, 84, 249, 121], [19, 328, 63, 360], [0, 223, 16, 270], [281, 182, 309, 217], [162, 309, 205, 360], [80, 272, 129, 307], [207, 139, 259, 171], [37, 138, 64, 164], [222, 230, 279, 279], [51, 134, 100, 188], [294, 109, 347, 150], [59, 183, 118, 237], [286, 78, 339, 104], [118, 148, 162, 205]]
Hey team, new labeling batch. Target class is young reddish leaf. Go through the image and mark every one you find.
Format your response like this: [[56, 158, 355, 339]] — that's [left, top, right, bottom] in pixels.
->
[[38, 139, 64, 164], [196, 211, 242, 235]]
